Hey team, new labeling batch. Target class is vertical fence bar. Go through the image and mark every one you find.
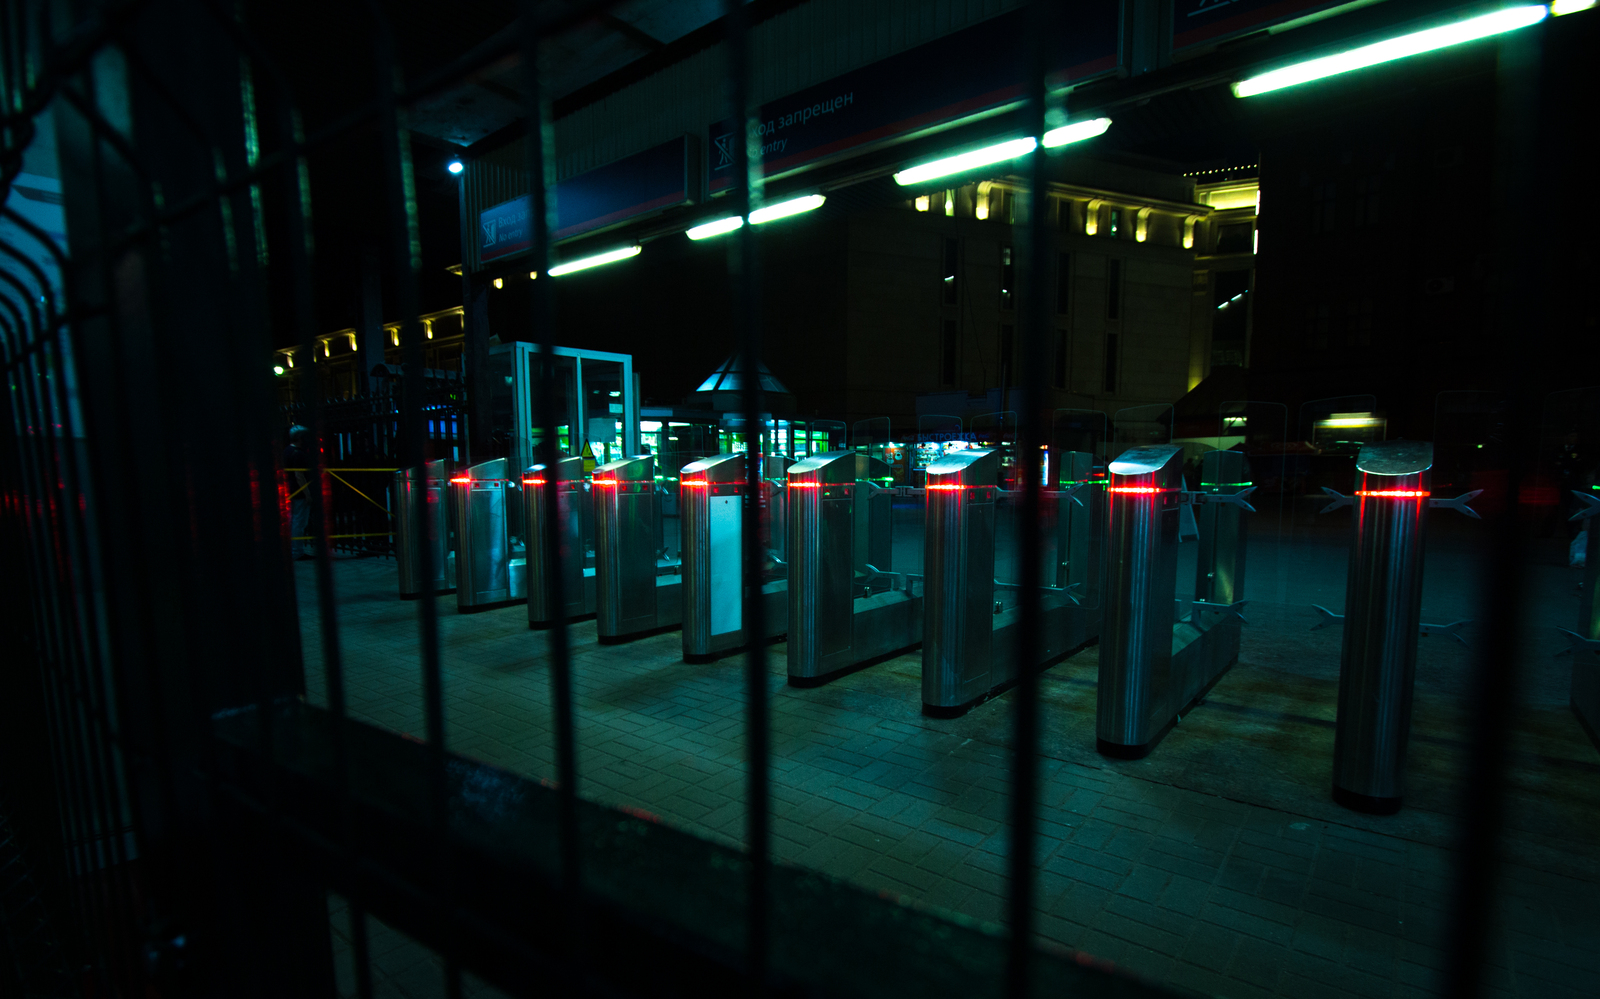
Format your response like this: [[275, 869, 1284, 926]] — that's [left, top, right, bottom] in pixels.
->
[[1443, 24, 1545, 999], [722, 0, 770, 988], [515, 1, 584, 953], [1006, 3, 1056, 994], [367, 4, 457, 995]]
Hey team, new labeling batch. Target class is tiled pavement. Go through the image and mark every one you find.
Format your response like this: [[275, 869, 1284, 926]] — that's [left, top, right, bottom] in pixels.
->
[[298, 555, 1600, 999]]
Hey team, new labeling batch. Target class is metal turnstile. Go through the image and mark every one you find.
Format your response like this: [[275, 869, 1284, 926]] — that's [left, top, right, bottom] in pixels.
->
[[1568, 491, 1600, 748], [593, 455, 681, 641], [680, 453, 788, 661], [787, 451, 921, 685], [1329, 441, 1434, 813], [524, 456, 596, 627], [396, 459, 456, 598], [1195, 451, 1250, 606], [452, 458, 527, 611], [1097, 445, 1250, 758], [921, 448, 1102, 716]]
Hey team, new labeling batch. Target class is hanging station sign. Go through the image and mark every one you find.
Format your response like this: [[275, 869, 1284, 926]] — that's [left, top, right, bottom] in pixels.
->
[[479, 135, 696, 263], [706, 3, 1119, 195]]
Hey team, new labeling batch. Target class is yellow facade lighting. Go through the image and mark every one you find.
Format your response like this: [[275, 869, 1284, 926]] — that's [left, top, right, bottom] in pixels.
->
[[914, 195, 929, 212], [493, 277, 503, 289], [423, 319, 433, 340]]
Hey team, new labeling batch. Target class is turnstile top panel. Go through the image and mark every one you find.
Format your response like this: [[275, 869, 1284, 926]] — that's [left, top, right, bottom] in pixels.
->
[[400, 458, 451, 482], [1109, 445, 1184, 482], [593, 454, 654, 483], [524, 454, 585, 483], [1356, 441, 1432, 478], [1199, 449, 1250, 488], [1058, 450, 1093, 484], [460, 457, 510, 481], [787, 450, 889, 486], [761, 454, 793, 481], [927, 447, 998, 487], [680, 452, 744, 483]]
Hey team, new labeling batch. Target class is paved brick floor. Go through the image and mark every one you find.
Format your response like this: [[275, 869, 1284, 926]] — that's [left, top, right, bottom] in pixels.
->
[[298, 527, 1599, 999]]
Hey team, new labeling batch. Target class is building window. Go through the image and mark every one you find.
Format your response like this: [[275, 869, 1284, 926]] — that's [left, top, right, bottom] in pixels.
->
[[1216, 223, 1253, 254], [942, 237, 959, 306], [941, 319, 958, 385], [1056, 251, 1071, 315], [1054, 330, 1068, 389], [1107, 259, 1122, 321], [1311, 182, 1337, 234], [999, 246, 1014, 310], [1104, 332, 1119, 392], [1109, 207, 1123, 239], [1000, 324, 1015, 381]]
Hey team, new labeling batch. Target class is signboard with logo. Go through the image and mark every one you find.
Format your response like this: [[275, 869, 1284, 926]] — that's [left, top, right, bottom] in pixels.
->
[[707, 4, 1118, 195], [479, 135, 696, 265], [1172, 0, 1360, 52]]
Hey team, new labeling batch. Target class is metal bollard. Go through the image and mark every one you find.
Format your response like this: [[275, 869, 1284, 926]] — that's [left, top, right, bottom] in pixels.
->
[[525, 455, 594, 628], [396, 458, 455, 598]]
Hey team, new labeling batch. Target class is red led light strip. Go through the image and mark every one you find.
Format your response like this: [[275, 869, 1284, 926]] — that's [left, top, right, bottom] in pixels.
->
[[1107, 486, 1169, 494], [522, 478, 545, 486], [926, 483, 966, 491], [680, 480, 709, 488], [1356, 489, 1430, 498], [788, 481, 821, 488], [448, 476, 471, 484], [592, 478, 618, 487]]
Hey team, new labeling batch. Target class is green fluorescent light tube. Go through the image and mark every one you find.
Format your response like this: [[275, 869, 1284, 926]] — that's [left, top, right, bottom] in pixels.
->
[[546, 244, 642, 276], [1233, 4, 1548, 98]]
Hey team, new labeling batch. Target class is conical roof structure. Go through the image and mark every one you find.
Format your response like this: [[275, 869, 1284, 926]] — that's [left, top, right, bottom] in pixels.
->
[[688, 355, 796, 413], [692, 355, 793, 395]]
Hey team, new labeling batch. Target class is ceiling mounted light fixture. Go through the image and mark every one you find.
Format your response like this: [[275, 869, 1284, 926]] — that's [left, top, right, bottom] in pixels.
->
[[1232, 5, 1548, 98], [547, 244, 642, 277]]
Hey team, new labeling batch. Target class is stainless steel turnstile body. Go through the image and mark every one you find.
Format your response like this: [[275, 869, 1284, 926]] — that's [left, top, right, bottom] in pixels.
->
[[1573, 505, 1600, 747], [1195, 451, 1250, 606], [922, 449, 1102, 715], [787, 451, 921, 685], [681, 453, 788, 661], [452, 458, 527, 611], [1331, 442, 1432, 813], [1097, 446, 1245, 758], [396, 459, 456, 598], [524, 456, 596, 627], [593, 455, 681, 641]]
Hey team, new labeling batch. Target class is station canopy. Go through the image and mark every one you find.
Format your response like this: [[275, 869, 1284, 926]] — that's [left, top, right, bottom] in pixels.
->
[[690, 355, 795, 412]]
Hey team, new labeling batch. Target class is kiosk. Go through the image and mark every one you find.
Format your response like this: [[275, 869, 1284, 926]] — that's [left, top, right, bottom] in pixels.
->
[[451, 458, 526, 611], [593, 455, 681, 641], [680, 453, 789, 661], [786, 452, 921, 685], [921, 448, 1102, 715], [395, 459, 455, 598], [524, 455, 595, 627], [1096, 445, 1251, 758]]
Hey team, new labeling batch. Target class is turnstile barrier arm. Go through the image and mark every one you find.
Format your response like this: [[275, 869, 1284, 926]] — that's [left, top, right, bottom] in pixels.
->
[[1556, 628, 1600, 655], [1193, 599, 1249, 625], [1428, 489, 1483, 519], [1186, 486, 1258, 513], [1319, 487, 1353, 513], [1568, 491, 1600, 521], [1313, 604, 1472, 645]]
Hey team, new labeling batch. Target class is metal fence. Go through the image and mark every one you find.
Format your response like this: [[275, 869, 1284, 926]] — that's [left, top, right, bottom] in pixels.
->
[[0, 0, 1564, 997]]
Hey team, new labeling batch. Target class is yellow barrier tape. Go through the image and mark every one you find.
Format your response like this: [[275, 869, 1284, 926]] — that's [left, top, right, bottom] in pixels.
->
[[326, 471, 392, 517]]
